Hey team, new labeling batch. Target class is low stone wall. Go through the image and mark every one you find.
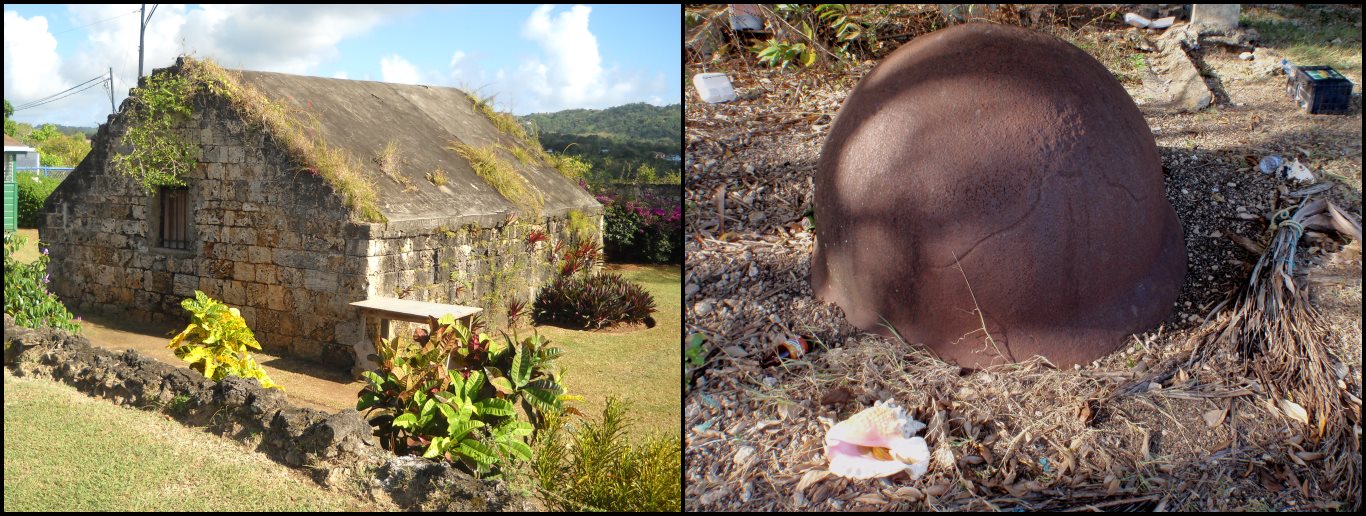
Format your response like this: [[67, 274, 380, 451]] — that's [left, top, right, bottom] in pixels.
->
[[3, 316, 536, 511]]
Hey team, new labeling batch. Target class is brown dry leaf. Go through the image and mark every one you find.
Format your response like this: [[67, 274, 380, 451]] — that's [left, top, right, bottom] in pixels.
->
[[891, 486, 924, 501], [1203, 407, 1227, 427], [924, 483, 948, 497], [796, 468, 831, 495], [751, 419, 781, 435], [722, 345, 749, 357], [820, 386, 854, 406], [1278, 399, 1310, 425], [1295, 451, 1326, 461], [1104, 474, 1120, 495], [853, 492, 887, 505], [734, 445, 756, 467]]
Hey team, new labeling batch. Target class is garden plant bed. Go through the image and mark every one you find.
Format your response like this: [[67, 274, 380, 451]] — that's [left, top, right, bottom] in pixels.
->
[[685, 5, 1361, 511]]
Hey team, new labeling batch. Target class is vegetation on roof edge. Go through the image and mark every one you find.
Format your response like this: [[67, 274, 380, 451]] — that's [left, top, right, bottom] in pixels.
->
[[449, 141, 544, 216], [180, 56, 387, 223], [466, 91, 592, 185], [111, 68, 197, 193]]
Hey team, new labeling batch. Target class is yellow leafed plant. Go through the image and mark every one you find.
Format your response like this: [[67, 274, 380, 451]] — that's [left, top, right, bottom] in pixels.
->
[[167, 290, 282, 390]]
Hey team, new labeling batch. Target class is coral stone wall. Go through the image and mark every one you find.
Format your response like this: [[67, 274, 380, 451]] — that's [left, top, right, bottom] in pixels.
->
[[39, 93, 367, 367], [39, 88, 603, 371], [365, 209, 604, 332]]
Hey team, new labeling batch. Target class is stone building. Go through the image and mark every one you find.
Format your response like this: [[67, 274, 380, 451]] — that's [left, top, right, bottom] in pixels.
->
[[38, 58, 601, 369]]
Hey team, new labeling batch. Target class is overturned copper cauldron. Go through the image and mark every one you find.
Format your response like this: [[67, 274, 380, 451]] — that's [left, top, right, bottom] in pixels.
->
[[812, 23, 1186, 369]]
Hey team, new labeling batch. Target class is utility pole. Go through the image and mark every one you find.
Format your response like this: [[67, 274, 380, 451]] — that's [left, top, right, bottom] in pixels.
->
[[108, 67, 115, 113], [138, 4, 159, 82]]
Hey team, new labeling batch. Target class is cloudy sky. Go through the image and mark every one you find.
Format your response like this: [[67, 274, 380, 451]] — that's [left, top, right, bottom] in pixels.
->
[[3, 4, 681, 127]]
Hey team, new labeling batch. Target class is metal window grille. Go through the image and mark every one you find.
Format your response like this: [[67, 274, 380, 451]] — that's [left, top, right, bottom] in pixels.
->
[[160, 187, 190, 250]]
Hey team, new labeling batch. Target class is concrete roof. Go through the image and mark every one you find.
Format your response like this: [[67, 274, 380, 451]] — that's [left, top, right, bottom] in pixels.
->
[[228, 69, 599, 223]]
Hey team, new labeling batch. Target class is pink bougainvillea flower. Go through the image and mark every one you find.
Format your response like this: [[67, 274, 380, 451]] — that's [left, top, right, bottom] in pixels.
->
[[825, 399, 931, 480]]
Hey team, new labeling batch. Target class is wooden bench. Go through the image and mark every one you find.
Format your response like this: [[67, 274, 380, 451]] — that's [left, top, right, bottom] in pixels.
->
[[349, 297, 482, 377]]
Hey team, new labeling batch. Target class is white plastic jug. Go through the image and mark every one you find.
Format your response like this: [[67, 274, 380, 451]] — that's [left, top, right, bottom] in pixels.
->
[[693, 73, 736, 103]]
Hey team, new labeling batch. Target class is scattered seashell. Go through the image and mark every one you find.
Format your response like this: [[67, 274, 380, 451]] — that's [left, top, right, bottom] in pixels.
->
[[825, 399, 931, 480]]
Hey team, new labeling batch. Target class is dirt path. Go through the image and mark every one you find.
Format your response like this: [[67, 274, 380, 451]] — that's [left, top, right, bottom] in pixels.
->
[[74, 311, 363, 413]]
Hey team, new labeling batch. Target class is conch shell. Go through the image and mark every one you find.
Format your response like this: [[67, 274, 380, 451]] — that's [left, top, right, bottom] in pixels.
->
[[824, 399, 931, 480]]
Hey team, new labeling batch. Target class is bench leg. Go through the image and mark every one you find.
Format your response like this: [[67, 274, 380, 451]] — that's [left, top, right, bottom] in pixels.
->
[[350, 314, 387, 380]]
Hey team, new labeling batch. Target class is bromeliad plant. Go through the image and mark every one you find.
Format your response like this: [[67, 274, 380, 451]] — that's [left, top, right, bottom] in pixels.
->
[[534, 272, 658, 330], [357, 313, 576, 476], [167, 290, 281, 390]]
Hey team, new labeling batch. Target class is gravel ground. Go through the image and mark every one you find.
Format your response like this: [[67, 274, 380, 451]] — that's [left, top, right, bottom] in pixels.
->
[[685, 8, 1361, 511]]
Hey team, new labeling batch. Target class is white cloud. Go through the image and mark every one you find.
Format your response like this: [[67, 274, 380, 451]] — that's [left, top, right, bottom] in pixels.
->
[[4, 11, 69, 111], [493, 4, 669, 113], [332, 71, 349, 79], [176, 5, 396, 74], [520, 4, 604, 105], [5, 5, 403, 125], [380, 54, 422, 85], [449, 50, 466, 69]]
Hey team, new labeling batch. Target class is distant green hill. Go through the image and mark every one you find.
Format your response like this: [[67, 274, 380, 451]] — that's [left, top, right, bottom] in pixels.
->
[[523, 103, 681, 184], [55, 124, 97, 138], [524, 102, 680, 145]]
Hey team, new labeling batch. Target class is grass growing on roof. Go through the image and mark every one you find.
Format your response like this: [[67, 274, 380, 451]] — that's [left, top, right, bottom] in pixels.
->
[[449, 142, 544, 215], [180, 56, 386, 223], [375, 140, 412, 191], [502, 143, 536, 166], [425, 168, 448, 187], [467, 92, 531, 143]]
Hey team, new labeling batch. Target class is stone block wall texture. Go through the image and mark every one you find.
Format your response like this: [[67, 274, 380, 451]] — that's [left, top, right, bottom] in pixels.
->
[[39, 83, 601, 370], [40, 93, 365, 367]]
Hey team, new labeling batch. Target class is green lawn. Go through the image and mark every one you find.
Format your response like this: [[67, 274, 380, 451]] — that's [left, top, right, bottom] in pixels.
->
[[536, 264, 681, 440], [2, 370, 376, 512], [1242, 6, 1363, 73], [5, 228, 41, 264]]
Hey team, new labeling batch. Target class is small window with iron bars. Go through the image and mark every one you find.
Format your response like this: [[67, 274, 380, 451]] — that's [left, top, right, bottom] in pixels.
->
[[160, 187, 190, 250]]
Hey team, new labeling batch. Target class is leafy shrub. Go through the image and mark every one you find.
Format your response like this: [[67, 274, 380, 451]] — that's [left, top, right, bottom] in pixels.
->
[[755, 4, 875, 69], [357, 314, 575, 476], [525, 229, 548, 247], [556, 240, 601, 278], [533, 397, 682, 512], [596, 190, 681, 264], [111, 70, 198, 192], [16, 173, 63, 228], [564, 209, 596, 243], [755, 39, 816, 69], [3, 233, 81, 333], [167, 291, 281, 390], [533, 272, 657, 329]]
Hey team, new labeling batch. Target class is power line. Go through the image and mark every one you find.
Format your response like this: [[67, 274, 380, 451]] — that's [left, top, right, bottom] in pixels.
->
[[50, 8, 141, 37], [12, 80, 107, 113], [11, 74, 107, 111]]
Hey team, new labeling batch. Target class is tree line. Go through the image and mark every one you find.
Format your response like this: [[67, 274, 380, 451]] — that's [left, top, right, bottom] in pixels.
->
[[4, 99, 93, 168]]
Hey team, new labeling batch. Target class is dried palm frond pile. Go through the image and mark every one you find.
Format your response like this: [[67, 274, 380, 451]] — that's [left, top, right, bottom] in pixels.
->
[[687, 193, 1362, 512], [1112, 192, 1362, 508]]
